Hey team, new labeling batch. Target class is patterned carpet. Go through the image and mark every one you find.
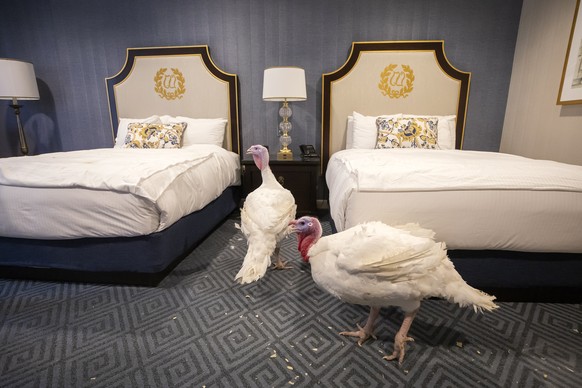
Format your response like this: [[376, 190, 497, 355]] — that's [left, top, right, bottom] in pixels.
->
[[0, 211, 581, 387]]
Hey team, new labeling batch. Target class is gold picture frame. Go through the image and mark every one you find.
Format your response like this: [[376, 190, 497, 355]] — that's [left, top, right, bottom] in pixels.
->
[[558, 0, 582, 105]]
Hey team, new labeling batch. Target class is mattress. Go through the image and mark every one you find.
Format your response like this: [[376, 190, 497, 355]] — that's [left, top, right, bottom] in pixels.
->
[[0, 145, 240, 239], [326, 149, 582, 253]]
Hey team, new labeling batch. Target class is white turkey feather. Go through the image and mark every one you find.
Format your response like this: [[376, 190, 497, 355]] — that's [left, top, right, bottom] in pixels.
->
[[235, 145, 296, 284], [290, 216, 497, 364], [306, 221, 497, 310]]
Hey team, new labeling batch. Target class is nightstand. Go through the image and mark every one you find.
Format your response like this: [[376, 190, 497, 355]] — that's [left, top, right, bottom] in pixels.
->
[[241, 156, 320, 215]]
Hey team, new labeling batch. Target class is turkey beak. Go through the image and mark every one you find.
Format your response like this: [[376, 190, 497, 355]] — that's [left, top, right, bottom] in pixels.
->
[[288, 220, 297, 232], [246, 147, 253, 154]]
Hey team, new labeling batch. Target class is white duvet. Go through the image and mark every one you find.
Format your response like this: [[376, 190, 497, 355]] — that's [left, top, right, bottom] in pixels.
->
[[327, 149, 582, 252], [0, 145, 240, 239], [328, 149, 582, 192]]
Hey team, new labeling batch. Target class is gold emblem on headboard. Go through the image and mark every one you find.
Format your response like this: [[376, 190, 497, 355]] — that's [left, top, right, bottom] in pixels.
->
[[154, 68, 186, 100], [378, 64, 414, 99]]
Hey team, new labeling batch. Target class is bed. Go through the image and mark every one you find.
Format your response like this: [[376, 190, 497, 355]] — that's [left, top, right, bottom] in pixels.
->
[[322, 41, 582, 300], [0, 45, 241, 285]]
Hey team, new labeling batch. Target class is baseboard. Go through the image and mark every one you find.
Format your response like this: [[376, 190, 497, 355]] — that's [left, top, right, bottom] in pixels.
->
[[317, 199, 329, 209]]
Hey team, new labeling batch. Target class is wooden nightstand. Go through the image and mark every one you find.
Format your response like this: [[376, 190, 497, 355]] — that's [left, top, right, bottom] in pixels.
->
[[241, 156, 320, 215]]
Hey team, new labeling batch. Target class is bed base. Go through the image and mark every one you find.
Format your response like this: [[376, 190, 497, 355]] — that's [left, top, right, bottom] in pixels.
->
[[0, 186, 240, 286], [449, 250, 582, 303]]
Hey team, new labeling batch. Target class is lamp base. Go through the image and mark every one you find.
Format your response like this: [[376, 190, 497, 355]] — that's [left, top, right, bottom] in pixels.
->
[[9, 103, 29, 156], [277, 148, 293, 160]]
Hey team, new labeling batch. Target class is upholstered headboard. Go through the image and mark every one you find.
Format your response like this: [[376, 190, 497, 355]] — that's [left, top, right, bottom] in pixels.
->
[[321, 40, 470, 171], [106, 45, 240, 154]]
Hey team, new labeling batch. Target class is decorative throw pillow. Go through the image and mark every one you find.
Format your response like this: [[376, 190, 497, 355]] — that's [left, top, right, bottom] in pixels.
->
[[402, 114, 456, 149], [122, 122, 186, 149], [114, 115, 161, 148], [352, 111, 401, 149], [375, 117, 439, 149]]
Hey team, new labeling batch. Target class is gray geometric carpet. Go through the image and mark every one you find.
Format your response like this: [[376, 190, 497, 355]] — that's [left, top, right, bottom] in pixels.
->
[[1, 211, 581, 387]]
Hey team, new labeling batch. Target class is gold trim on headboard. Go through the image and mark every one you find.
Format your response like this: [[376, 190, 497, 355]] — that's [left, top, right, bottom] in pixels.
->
[[105, 45, 240, 154], [321, 40, 471, 173]]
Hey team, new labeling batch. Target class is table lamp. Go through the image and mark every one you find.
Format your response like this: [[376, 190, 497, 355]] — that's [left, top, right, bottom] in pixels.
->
[[262, 67, 307, 160], [0, 59, 40, 156]]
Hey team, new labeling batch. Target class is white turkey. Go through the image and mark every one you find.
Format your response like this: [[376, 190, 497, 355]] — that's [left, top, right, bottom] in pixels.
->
[[234, 145, 297, 284], [289, 216, 498, 364]]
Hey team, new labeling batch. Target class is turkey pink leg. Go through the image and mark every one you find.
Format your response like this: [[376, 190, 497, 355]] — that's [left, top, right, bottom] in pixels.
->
[[272, 246, 293, 270], [384, 308, 418, 365], [339, 306, 380, 346]]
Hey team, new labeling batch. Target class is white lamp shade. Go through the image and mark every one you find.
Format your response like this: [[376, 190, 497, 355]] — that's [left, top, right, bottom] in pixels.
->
[[262, 67, 307, 101], [0, 58, 40, 100]]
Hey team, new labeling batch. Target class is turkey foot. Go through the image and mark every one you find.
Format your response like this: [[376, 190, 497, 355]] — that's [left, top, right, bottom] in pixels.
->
[[272, 247, 293, 270], [339, 323, 378, 345], [383, 331, 415, 364], [340, 307, 380, 346], [383, 309, 418, 365], [272, 258, 293, 270]]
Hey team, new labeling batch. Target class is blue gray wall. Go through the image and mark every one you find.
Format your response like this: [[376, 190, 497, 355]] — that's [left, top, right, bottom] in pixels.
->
[[0, 0, 523, 158]]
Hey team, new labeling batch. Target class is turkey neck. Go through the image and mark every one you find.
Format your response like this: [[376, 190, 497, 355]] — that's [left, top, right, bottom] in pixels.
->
[[296, 219, 323, 262], [258, 161, 282, 188], [253, 152, 279, 187], [259, 165, 280, 186], [297, 234, 318, 262]]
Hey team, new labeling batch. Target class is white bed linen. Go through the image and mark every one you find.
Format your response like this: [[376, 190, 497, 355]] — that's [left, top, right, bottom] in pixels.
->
[[0, 145, 240, 239], [327, 149, 582, 252]]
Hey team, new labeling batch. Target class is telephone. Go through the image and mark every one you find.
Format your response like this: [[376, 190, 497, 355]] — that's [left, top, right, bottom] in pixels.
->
[[300, 144, 319, 158]]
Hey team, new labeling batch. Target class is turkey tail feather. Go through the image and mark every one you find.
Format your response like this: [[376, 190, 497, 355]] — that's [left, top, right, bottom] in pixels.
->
[[447, 281, 499, 313], [234, 240, 273, 284]]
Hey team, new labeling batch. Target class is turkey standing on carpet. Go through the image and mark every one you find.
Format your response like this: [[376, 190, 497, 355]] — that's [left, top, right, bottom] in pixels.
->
[[235, 145, 297, 284], [289, 216, 498, 364]]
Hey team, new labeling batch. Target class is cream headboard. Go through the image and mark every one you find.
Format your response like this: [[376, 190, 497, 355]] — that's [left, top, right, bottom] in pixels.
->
[[106, 45, 240, 154], [321, 41, 470, 171]]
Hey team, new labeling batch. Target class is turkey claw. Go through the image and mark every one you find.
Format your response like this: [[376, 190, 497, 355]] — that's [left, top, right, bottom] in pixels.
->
[[383, 334, 414, 365], [272, 260, 293, 270], [339, 324, 377, 346]]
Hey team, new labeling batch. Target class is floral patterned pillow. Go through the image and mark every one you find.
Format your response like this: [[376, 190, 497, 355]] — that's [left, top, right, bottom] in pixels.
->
[[122, 122, 187, 149], [375, 117, 438, 149]]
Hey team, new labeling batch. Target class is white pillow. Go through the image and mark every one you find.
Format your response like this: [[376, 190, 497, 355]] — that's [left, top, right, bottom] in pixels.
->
[[160, 115, 227, 147], [352, 111, 401, 149], [346, 116, 354, 149], [438, 115, 457, 150], [402, 114, 457, 150], [114, 115, 161, 148], [158, 115, 175, 124]]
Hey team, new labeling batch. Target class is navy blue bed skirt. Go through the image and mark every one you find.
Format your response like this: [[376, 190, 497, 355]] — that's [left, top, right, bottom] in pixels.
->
[[0, 186, 241, 285]]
